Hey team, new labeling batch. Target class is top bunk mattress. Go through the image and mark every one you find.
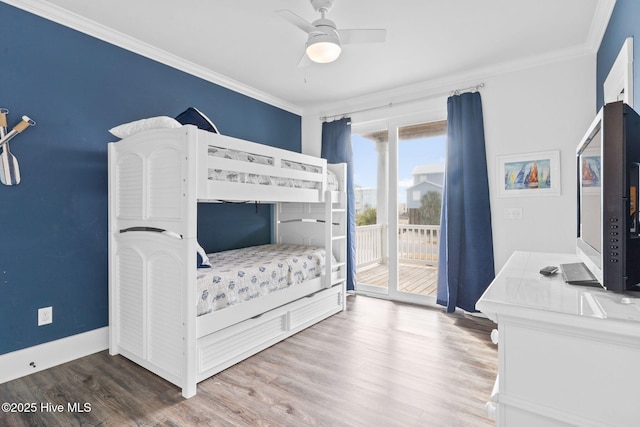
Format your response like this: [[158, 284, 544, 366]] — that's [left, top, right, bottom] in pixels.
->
[[208, 145, 339, 191], [196, 244, 328, 316]]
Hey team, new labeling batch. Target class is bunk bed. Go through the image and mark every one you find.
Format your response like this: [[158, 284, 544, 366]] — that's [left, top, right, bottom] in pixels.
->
[[108, 124, 347, 398]]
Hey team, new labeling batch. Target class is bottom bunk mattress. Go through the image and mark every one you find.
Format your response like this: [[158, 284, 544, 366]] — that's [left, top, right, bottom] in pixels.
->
[[196, 244, 328, 316]]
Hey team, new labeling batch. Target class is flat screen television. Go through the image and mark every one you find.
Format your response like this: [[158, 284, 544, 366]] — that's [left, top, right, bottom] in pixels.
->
[[576, 101, 640, 292]]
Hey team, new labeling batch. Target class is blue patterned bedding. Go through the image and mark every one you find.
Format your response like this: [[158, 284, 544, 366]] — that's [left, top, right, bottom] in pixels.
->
[[207, 145, 339, 191], [196, 244, 328, 316]]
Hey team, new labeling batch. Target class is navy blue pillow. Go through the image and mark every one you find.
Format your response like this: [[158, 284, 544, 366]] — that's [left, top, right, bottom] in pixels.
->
[[175, 107, 219, 134], [197, 252, 212, 269], [197, 242, 212, 269]]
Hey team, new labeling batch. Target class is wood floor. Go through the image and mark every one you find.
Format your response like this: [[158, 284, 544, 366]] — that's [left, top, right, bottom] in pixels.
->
[[357, 263, 439, 296], [0, 296, 498, 427]]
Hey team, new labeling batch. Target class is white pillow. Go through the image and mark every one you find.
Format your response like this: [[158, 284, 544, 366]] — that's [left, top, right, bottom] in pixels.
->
[[109, 116, 182, 138]]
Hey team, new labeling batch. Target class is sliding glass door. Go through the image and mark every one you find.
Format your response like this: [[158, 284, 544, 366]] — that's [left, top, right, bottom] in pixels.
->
[[393, 122, 446, 302], [353, 117, 446, 305]]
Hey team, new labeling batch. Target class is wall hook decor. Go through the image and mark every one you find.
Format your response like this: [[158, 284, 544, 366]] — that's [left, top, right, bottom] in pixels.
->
[[0, 108, 36, 185]]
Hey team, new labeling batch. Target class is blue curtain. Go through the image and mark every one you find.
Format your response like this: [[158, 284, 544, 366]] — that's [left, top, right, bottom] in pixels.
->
[[321, 118, 356, 291], [437, 92, 495, 313]]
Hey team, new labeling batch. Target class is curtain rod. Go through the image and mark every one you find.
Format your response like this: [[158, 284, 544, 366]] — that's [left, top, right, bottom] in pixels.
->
[[320, 83, 485, 122]]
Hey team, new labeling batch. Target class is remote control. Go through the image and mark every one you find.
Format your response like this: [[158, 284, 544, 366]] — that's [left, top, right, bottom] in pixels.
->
[[539, 266, 559, 276]]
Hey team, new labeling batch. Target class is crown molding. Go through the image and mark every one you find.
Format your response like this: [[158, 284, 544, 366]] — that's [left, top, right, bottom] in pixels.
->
[[307, 44, 595, 119], [586, 0, 617, 52], [1, 0, 303, 115]]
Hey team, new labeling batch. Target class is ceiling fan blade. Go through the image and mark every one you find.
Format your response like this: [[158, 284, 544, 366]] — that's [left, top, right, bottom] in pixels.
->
[[339, 29, 387, 44], [276, 10, 318, 34]]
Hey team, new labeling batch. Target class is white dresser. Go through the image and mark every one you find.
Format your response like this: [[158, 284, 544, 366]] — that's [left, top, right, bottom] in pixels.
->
[[476, 251, 640, 427]]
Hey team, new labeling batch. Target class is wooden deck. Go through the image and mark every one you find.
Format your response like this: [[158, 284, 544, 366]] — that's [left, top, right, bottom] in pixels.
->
[[356, 262, 438, 296]]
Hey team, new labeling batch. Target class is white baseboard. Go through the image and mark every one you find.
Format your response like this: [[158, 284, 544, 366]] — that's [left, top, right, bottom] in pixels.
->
[[0, 327, 109, 384]]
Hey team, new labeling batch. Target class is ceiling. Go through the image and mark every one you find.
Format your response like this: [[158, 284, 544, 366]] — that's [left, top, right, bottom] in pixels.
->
[[14, 0, 612, 111]]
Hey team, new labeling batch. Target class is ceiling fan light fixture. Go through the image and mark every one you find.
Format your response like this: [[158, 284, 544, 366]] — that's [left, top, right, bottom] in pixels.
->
[[306, 34, 341, 63]]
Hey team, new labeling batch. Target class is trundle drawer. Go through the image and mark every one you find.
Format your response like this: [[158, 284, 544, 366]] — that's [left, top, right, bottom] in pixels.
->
[[288, 285, 343, 330], [197, 285, 343, 379], [198, 309, 288, 374]]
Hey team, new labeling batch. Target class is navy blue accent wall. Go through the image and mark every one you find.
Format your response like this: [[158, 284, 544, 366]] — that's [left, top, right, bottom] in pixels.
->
[[0, 4, 300, 355], [597, 0, 640, 108]]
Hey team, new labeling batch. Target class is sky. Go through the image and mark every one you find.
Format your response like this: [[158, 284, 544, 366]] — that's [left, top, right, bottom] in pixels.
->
[[352, 134, 447, 203]]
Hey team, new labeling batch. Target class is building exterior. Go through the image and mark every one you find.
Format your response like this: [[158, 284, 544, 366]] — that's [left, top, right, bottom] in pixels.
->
[[354, 186, 377, 214], [406, 164, 444, 210]]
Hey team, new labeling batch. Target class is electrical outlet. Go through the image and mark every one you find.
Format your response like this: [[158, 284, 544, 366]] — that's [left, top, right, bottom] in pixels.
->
[[38, 306, 52, 326]]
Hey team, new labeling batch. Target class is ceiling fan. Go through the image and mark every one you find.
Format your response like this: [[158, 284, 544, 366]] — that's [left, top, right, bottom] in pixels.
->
[[276, 0, 387, 65]]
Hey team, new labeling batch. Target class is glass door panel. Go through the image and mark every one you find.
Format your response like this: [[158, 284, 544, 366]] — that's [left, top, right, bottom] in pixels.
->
[[352, 131, 389, 295], [352, 119, 446, 304], [395, 121, 446, 300]]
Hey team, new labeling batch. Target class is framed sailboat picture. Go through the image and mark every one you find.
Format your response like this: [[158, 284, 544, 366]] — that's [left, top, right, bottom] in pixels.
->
[[496, 150, 561, 197]]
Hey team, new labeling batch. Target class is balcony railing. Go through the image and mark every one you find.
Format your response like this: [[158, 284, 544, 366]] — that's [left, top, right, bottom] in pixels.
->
[[397, 224, 439, 266], [355, 224, 440, 267], [355, 224, 384, 267]]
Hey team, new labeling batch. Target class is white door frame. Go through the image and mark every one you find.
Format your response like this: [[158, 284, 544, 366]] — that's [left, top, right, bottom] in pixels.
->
[[604, 37, 633, 107]]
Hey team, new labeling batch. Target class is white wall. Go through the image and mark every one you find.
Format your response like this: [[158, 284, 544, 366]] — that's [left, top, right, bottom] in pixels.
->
[[303, 53, 596, 272], [483, 55, 596, 269]]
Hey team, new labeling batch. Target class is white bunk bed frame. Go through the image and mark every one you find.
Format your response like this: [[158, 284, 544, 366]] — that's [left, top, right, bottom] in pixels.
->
[[108, 125, 347, 398]]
